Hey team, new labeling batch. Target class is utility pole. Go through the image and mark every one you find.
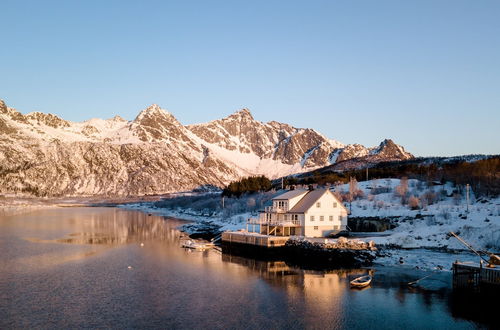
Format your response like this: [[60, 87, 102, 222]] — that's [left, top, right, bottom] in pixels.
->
[[466, 184, 470, 213], [349, 176, 353, 214], [366, 167, 369, 181], [281, 177, 284, 190]]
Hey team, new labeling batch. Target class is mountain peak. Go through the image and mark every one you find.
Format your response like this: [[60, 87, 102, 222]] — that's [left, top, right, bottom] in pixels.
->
[[134, 104, 171, 122], [228, 108, 254, 121], [371, 138, 413, 159], [110, 115, 127, 122], [379, 138, 395, 148], [0, 99, 6, 113]]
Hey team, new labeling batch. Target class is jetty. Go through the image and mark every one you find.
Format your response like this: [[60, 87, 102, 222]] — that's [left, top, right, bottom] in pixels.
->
[[222, 231, 290, 247], [449, 231, 500, 293], [452, 262, 500, 292], [221, 230, 376, 267]]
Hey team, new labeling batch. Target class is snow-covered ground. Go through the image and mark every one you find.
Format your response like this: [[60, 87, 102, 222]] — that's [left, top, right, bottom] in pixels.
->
[[120, 178, 499, 272], [335, 178, 500, 252]]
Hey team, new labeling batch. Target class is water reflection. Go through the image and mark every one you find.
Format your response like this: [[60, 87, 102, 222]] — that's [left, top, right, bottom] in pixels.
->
[[0, 208, 186, 274], [0, 207, 492, 329], [219, 252, 492, 328], [27, 208, 181, 245]]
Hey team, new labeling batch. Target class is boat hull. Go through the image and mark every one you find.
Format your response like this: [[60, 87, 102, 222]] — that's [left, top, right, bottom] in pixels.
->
[[350, 275, 372, 287]]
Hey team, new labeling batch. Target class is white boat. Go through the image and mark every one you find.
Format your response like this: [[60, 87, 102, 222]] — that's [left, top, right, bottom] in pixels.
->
[[181, 239, 214, 251], [350, 275, 372, 288]]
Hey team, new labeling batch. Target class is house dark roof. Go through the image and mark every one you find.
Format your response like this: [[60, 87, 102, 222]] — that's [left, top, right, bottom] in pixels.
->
[[288, 188, 330, 213], [272, 189, 308, 200]]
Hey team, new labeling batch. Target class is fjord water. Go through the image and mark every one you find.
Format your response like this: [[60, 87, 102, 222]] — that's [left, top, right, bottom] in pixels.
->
[[0, 208, 483, 329]]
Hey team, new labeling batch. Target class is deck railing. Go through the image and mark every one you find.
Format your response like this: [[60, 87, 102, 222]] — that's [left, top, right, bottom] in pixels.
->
[[264, 206, 287, 213], [248, 217, 300, 226]]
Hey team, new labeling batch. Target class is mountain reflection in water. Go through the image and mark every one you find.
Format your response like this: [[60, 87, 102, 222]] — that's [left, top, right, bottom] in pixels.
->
[[0, 207, 492, 329], [52, 211, 179, 245]]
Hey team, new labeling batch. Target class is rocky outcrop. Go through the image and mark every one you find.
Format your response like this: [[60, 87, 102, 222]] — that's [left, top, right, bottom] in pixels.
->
[[188, 110, 345, 168]]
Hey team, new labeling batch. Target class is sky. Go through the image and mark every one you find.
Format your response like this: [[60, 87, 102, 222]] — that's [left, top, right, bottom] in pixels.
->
[[1, 0, 499, 157]]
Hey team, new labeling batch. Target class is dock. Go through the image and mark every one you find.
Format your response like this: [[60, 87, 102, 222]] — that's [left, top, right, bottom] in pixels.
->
[[221, 230, 376, 267], [452, 262, 500, 292], [221, 231, 290, 247]]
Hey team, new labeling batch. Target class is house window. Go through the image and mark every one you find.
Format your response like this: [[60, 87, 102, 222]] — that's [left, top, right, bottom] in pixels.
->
[[310, 216, 315, 221], [333, 202, 337, 208], [338, 215, 342, 221], [293, 215, 298, 220], [320, 216, 324, 221], [284, 214, 288, 220], [329, 216, 333, 221], [316, 202, 321, 208], [314, 226, 318, 230]]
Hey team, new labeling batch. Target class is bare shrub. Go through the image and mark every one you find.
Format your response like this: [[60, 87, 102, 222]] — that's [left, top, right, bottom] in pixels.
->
[[422, 190, 437, 205], [332, 191, 344, 202], [395, 177, 409, 205], [348, 177, 358, 201], [408, 195, 420, 210], [355, 189, 364, 199]]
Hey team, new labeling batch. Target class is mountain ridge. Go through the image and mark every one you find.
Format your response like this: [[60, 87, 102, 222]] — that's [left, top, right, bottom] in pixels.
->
[[0, 100, 414, 196]]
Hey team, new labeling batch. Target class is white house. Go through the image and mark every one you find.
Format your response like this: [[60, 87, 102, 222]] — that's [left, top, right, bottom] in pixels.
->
[[247, 188, 349, 238]]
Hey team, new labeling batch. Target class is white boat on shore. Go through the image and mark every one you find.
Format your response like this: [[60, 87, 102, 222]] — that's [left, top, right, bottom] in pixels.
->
[[181, 239, 214, 251], [350, 275, 372, 288]]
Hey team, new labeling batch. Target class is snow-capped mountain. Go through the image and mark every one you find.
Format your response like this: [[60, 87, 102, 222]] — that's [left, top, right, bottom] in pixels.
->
[[0, 100, 413, 196]]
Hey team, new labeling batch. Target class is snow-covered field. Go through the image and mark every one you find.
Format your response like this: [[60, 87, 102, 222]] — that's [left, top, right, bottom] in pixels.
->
[[120, 178, 499, 271], [337, 179, 499, 252]]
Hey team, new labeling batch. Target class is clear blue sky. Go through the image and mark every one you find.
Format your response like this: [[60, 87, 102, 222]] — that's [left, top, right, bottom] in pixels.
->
[[1, 0, 499, 156]]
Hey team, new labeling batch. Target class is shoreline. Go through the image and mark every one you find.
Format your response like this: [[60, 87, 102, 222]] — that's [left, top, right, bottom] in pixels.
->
[[118, 202, 484, 272], [0, 198, 488, 273]]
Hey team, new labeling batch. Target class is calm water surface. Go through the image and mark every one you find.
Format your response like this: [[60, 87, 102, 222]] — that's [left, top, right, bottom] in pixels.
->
[[0, 208, 490, 329]]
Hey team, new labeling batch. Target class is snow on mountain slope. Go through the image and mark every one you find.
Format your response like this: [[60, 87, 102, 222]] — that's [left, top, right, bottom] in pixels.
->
[[187, 109, 346, 175], [0, 99, 414, 196], [0, 100, 239, 196]]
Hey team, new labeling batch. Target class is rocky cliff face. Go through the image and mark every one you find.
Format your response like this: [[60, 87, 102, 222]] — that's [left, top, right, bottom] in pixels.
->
[[0, 100, 413, 196], [187, 109, 345, 168], [327, 139, 414, 171]]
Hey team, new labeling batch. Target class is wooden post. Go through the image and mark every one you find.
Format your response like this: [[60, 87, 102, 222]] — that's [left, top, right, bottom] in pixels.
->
[[466, 184, 470, 214]]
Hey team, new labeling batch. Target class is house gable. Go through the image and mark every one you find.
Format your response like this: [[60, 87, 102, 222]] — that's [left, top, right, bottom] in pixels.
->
[[289, 189, 327, 213], [272, 189, 308, 210]]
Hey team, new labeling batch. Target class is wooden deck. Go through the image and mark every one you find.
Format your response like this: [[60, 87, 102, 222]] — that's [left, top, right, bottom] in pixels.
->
[[221, 231, 290, 247], [452, 262, 500, 292]]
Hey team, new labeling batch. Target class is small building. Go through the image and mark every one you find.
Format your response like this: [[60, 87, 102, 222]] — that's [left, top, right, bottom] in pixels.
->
[[247, 188, 348, 238]]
